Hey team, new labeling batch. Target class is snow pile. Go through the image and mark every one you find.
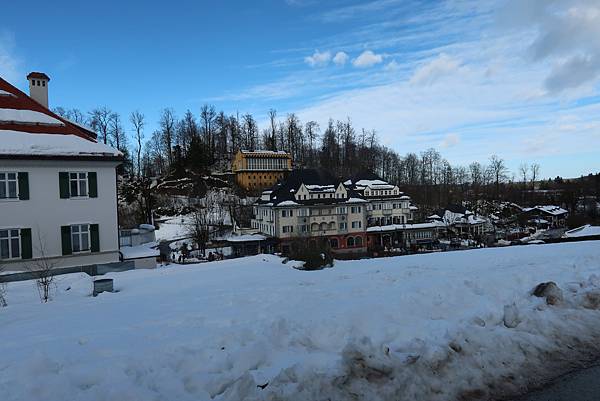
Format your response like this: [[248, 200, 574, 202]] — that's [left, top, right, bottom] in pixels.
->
[[0, 108, 64, 125], [0, 130, 121, 157], [1, 242, 600, 401], [119, 242, 159, 260]]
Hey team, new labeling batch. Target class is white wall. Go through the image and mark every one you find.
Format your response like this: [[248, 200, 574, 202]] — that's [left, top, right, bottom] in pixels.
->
[[0, 159, 120, 271]]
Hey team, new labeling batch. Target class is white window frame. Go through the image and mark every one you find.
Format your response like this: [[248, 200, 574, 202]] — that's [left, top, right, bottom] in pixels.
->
[[71, 223, 91, 253], [0, 228, 21, 260], [69, 172, 89, 198], [0, 172, 18, 200]]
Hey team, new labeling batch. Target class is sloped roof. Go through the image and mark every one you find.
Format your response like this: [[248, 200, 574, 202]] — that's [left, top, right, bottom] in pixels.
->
[[0, 76, 96, 141]]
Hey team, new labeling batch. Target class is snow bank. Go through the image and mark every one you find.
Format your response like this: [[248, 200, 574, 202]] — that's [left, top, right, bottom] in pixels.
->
[[1, 242, 600, 401]]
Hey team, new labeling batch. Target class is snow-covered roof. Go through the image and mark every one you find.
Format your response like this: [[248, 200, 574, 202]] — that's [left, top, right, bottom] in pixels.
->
[[0, 130, 121, 157], [366, 222, 443, 232], [240, 150, 289, 156], [345, 197, 367, 204], [120, 242, 160, 260], [0, 89, 16, 97], [277, 200, 299, 206], [0, 108, 64, 126], [523, 205, 568, 216], [564, 225, 600, 238], [226, 234, 267, 242]]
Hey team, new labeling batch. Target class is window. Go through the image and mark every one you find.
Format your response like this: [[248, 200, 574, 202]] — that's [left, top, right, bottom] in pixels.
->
[[339, 222, 347, 230], [355, 236, 363, 246], [282, 225, 294, 233], [351, 206, 362, 214], [347, 237, 355, 247], [70, 173, 88, 197], [0, 172, 17, 199], [330, 238, 339, 248], [281, 209, 294, 218], [42, 81, 46, 87], [351, 221, 362, 229], [71, 224, 90, 252], [0, 229, 20, 259], [336, 206, 347, 214]]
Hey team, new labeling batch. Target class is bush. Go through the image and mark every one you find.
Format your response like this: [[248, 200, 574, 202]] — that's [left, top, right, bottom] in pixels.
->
[[287, 236, 334, 270]]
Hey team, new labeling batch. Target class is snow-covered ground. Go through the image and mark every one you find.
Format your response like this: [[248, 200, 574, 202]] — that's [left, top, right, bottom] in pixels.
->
[[1, 242, 600, 401]]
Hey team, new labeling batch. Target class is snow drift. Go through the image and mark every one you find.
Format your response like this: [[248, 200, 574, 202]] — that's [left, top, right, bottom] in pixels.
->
[[1, 241, 600, 401]]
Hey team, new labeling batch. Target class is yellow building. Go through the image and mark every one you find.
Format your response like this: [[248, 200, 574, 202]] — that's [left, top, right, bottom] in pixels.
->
[[232, 150, 292, 191]]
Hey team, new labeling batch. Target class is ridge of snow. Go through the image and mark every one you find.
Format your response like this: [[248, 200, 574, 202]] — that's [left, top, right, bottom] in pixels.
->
[[0, 130, 121, 157], [0, 108, 64, 125]]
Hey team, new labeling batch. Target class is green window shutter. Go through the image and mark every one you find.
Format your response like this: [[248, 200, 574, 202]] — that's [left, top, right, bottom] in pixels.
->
[[61, 226, 72, 255], [20, 228, 32, 259], [59, 172, 70, 199], [90, 224, 100, 252], [88, 172, 98, 198], [18, 172, 29, 200]]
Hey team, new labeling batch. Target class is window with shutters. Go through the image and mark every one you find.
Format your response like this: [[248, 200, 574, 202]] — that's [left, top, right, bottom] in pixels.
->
[[69, 172, 88, 197], [71, 224, 90, 252], [0, 229, 20, 259], [0, 172, 18, 199]]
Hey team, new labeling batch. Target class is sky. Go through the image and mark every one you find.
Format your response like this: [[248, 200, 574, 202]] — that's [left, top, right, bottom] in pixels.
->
[[1, 0, 599, 179]]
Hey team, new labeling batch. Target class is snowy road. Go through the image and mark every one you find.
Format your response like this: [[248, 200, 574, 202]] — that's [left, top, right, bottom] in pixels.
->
[[1, 241, 600, 401], [513, 365, 600, 401]]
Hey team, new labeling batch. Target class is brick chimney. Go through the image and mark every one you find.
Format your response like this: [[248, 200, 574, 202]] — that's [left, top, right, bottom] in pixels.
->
[[26, 72, 50, 108]]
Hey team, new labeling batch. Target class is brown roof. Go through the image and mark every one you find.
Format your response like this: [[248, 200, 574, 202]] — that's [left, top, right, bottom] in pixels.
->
[[0, 76, 96, 141], [26, 72, 50, 81]]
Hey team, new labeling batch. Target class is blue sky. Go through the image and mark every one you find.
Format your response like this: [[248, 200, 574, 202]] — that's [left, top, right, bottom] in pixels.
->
[[1, 0, 600, 179]]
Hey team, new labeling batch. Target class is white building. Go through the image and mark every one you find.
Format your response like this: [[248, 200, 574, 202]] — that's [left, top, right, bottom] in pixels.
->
[[0, 72, 122, 271], [251, 169, 415, 255]]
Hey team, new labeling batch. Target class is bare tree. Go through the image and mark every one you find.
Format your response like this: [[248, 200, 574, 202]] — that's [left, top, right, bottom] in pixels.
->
[[89, 107, 112, 144], [26, 235, 57, 303], [159, 108, 176, 167], [188, 207, 211, 258], [130, 111, 145, 177], [489, 155, 509, 198], [530, 163, 540, 190], [268, 109, 278, 151], [109, 112, 127, 151], [0, 261, 6, 307]]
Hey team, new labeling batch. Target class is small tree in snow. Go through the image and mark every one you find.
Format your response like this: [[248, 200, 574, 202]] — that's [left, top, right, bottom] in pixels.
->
[[188, 208, 211, 258], [0, 262, 7, 307], [26, 235, 57, 303]]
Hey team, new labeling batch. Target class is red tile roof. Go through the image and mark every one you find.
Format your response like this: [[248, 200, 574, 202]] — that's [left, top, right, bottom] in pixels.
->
[[0, 76, 96, 141]]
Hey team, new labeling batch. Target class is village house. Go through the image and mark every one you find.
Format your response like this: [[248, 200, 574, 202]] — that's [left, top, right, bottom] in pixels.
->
[[0, 72, 122, 271], [521, 205, 569, 228], [251, 169, 423, 256], [427, 204, 487, 239], [232, 149, 292, 192]]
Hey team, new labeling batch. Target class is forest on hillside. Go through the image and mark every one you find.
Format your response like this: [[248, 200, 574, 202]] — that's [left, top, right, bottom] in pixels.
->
[[53, 105, 600, 213]]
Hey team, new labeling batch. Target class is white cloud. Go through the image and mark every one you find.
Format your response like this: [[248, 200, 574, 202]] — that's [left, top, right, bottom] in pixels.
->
[[384, 60, 400, 71], [304, 50, 332, 67], [499, 0, 600, 93], [333, 51, 349, 66], [0, 31, 21, 84], [352, 50, 383, 68], [440, 133, 460, 148], [410, 53, 462, 85]]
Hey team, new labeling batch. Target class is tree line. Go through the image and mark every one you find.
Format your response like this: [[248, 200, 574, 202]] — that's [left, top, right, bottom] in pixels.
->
[[54, 104, 599, 210]]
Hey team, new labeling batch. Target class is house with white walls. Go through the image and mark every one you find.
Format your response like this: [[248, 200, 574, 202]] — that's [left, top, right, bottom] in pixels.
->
[[0, 72, 122, 271]]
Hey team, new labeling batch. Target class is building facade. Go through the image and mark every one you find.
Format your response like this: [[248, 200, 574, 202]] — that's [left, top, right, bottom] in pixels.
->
[[1, 72, 122, 271], [232, 150, 292, 192], [251, 169, 418, 256]]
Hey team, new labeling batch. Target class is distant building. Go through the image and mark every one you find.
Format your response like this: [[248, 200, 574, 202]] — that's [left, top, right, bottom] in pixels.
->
[[251, 169, 419, 256], [428, 204, 487, 238], [232, 150, 292, 192], [521, 205, 569, 228]]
